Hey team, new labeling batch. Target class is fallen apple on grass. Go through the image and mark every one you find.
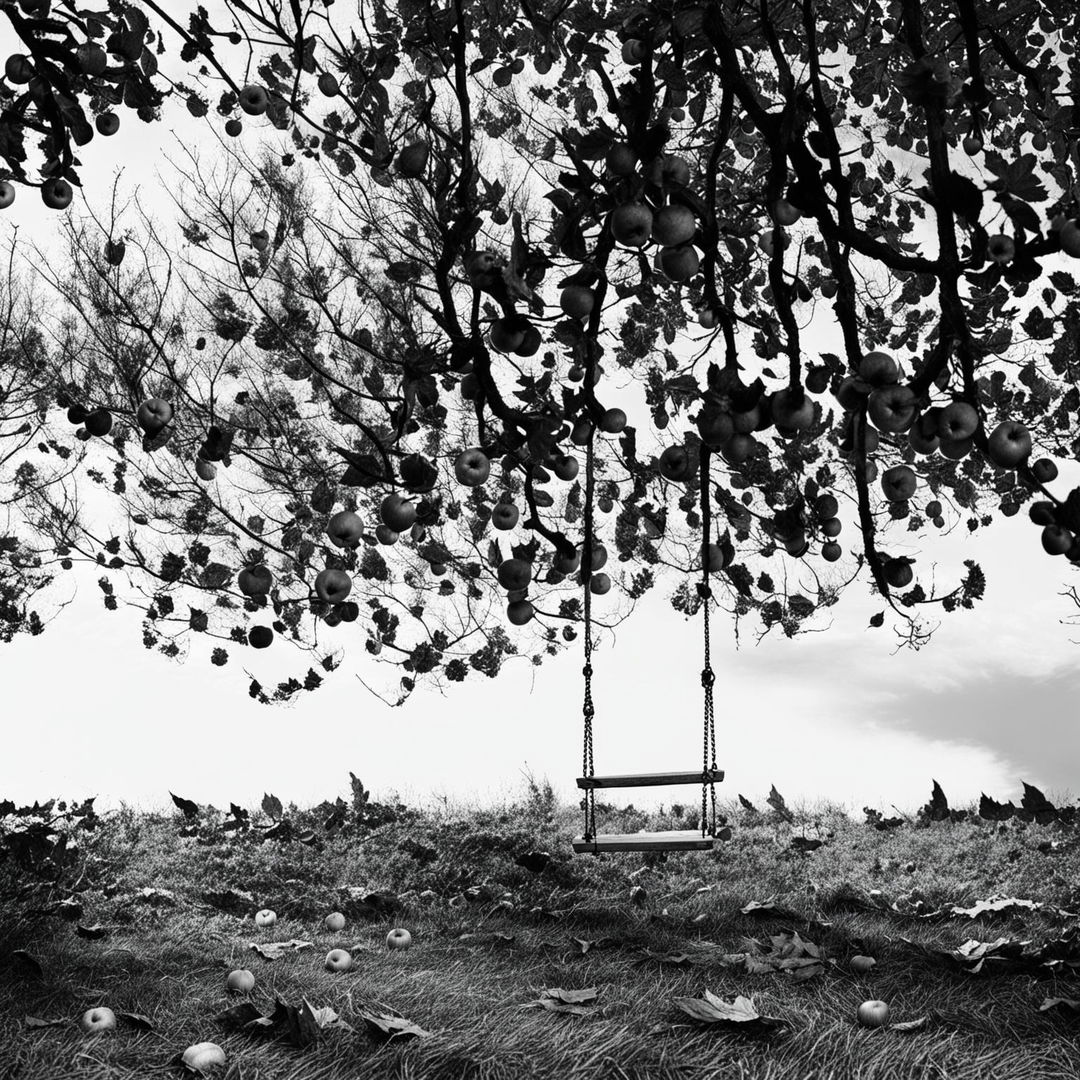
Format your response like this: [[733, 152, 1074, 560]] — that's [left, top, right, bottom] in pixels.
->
[[79, 1006, 117, 1034], [181, 1042, 226, 1072], [386, 928, 412, 950], [225, 968, 255, 992], [254, 909, 277, 929], [325, 948, 352, 972], [324, 912, 346, 932], [856, 999, 889, 1028]]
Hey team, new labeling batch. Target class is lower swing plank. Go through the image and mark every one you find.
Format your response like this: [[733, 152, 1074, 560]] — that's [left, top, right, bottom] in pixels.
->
[[572, 830, 716, 853]]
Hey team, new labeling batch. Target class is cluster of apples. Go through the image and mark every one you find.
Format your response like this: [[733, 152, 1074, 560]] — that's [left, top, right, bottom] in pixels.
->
[[78, 1005, 228, 1068], [249, 908, 412, 975]]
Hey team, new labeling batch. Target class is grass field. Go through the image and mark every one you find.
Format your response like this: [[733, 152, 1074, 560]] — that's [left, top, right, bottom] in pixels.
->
[[3, 779, 1080, 1080]]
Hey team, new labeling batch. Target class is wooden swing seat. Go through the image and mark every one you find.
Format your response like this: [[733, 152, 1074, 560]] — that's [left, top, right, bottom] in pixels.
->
[[572, 830, 716, 853], [576, 768, 724, 790]]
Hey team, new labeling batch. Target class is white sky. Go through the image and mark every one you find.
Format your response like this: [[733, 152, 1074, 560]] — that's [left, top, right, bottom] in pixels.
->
[[3, 8, 1080, 823]]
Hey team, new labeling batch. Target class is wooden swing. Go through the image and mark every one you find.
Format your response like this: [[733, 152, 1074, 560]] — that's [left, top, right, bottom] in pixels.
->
[[572, 427, 725, 854]]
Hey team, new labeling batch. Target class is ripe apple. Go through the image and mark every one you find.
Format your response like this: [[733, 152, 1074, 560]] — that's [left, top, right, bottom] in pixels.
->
[[907, 419, 939, 455], [238, 565, 273, 597], [821, 517, 842, 537], [552, 454, 579, 481], [621, 39, 647, 64], [653, 204, 697, 246], [181, 1044, 226, 1072], [497, 557, 532, 591], [938, 435, 973, 459], [396, 140, 429, 178], [507, 599, 534, 625], [376, 524, 399, 545], [579, 543, 607, 572], [381, 494, 417, 531], [248, 625, 273, 648], [835, 376, 867, 410], [318, 71, 339, 96], [697, 409, 734, 447], [867, 385, 916, 432], [96, 112, 120, 136], [4, 54, 33, 84], [1030, 502, 1055, 526], [936, 401, 979, 441], [1060, 220, 1080, 258], [698, 307, 718, 329], [1042, 524, 1073, 555], [858, 351, 898, 385], [774, 198, 801, 226], [659, 244, 700, 282], [962, 134, 983, 155], [857, 1000, 889, 1028], [455, 448, 490, 486], [986, 420, 1031, 468], [327, 509, 364, 547], [136, 397, 173, 434], [553, 548, 580, 574], [224, 117, 243, 138], [324, 911, 346, 931], [491, 502, 519, 530], [193, 457, 217, 482], [659, 443, 692, 478], [732, 404, 761, 434], [881, 465, 917, 501], [599, 407, 627, 434], [79, 1006, 117, 1034], [386, 927, 412, 950], [701, 543, 727, 572], [254, 908, 277, 928], [987, 234, 1015, 264], [589, 572, 612, 595], [610, 203, 653, 247], [815, 494, 839, 518], [722, 432, 756, 464], [239, 85, 269, 115], [85, 408, 113, 436], [1031, 458, 1058, 483], [822, 541, 842, 562], [850, 955, 876, 974], [0, 181, 14, 210], [315, 568, 352, 604], [771, 388, 815, 431], [516, 324, 542, 356], [325, 948, 352, 972], [41, 177, 73, 210], [226, 968, 255, 992], [884, 558, 913, 587], [655, 153, 691, 188], [560, 285, 596, 319], [606, 142, 637, 176]]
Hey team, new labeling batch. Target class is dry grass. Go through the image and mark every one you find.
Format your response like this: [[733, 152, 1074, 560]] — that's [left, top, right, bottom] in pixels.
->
[[3, 787, 1080, 1079]]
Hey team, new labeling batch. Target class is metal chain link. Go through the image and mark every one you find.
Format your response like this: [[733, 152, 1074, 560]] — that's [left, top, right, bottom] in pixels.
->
[[699, 448, 717, 838], [582, 426, 596, 842]]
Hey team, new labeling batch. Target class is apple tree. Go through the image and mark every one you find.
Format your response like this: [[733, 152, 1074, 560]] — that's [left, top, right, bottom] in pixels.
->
[[5, 0, 1080, 699]]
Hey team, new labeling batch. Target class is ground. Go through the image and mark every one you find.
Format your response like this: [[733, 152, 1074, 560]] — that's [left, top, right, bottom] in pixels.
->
[[3, 785, 1080, 1079]]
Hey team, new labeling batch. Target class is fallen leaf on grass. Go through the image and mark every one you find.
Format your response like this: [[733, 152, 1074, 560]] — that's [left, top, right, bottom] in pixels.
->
[[950, 897, 1043, 919], [457, 932, 515, 945], [117, 1011, 155, 1030], [571, 936, 621, 955], [890, 1016, 930, 1032], [24, 1016, 66, 1029], [1039, 997, 1080, 1014], [249, 939, 314, 960], [75, 924, 109, 940], [540, 987, 599, 1005], [216, 1003, 264, 1030], [741, 898, 802, 920], [359, 1010, 431, 1041], [11, 950, 43, 978], [133, 887, 176, 907], [525, 998, 595, 1016], [672, 991, 784, 1030]]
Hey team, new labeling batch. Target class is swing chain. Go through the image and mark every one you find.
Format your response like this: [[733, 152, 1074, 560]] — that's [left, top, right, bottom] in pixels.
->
[[582, 425, 596, 841], [700, 448, 718, 838]]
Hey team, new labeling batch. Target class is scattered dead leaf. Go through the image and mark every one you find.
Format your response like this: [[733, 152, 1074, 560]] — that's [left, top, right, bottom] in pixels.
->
[[672, 991, 784, 1030], [249, 939, 314, 961], [24, 1016, 66, 1029], [359, 1009, 431, 1041], [75, 924, 109, 940]]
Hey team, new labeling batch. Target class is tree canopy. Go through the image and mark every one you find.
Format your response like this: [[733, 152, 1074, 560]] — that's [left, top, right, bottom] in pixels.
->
[[2, 0, 1079, 703]]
